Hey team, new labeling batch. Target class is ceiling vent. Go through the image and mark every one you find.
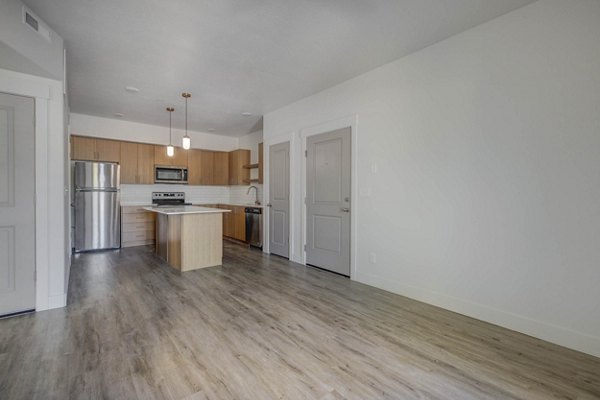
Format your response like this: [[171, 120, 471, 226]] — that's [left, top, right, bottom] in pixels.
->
[[22, 6, 51, 42]]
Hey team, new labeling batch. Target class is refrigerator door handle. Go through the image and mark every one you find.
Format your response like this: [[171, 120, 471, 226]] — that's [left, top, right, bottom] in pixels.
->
[[76, 188, 119, 192]]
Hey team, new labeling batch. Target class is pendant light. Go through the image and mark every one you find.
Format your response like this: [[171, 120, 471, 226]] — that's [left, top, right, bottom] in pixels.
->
[[182, 92, 191, 150], [166, 107, 175, 157]]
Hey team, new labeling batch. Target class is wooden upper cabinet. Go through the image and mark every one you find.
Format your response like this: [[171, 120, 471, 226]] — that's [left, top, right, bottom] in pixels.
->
[[120, 142, 138, 184], [154, 145, 171, 167], [200, 150, 215, 185], [71, 136, 120, 163], [71, 135, 257, 188], [120, 142, 155, 184], [172, 147, 188, 168], [213, 151, 229, 186], [154, 145, 188, 167], [137, 143, 155, 184], [258, 142, 263, 184], [95, 138, 121, 162], [187, 149, 203, 185], [71, 136, 97, 161], [228, 149, 250, 185]]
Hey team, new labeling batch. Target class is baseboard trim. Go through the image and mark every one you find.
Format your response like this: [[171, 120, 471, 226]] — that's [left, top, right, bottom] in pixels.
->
[[355, 271, 600, 359], [47, 293, 67, 310]]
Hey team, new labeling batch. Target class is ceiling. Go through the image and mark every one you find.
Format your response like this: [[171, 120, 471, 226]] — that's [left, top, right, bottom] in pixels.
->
[[24, 0, 535, 136]]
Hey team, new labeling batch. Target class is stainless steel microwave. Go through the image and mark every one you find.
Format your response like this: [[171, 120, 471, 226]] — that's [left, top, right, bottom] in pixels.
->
[[155, 165, 188, 184]]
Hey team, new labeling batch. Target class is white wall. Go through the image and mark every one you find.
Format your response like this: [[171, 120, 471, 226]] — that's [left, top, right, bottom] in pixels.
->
[[263, 0, 600, 357], [70, 113, 239, 151], [0, 0, 64, 80]]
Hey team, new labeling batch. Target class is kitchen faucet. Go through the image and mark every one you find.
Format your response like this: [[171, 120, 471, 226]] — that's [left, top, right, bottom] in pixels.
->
[[247, 185, 260, 205]]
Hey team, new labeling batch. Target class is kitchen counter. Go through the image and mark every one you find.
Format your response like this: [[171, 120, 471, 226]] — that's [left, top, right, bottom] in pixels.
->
[[120, 202, 154, 207], [145, 206, 228, 272], [192, 203, 264, 208], [143, 206, 230, 215]]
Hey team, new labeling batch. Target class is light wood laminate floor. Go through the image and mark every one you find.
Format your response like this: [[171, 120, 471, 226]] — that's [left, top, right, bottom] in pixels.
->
[[1, 243, 599, 399]]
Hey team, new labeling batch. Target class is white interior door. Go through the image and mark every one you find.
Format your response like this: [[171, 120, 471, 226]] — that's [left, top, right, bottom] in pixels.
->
[[306, 127, 351, 276], [0, 92, 35, 316], [269, 141, 290, 258]]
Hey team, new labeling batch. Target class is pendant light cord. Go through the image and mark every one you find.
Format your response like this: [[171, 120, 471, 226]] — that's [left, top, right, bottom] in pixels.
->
[[185, 96, 188, 136]]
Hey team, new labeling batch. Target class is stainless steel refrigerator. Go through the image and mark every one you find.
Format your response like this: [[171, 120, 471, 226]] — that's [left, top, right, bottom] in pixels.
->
[[73, 161, 120, 252]]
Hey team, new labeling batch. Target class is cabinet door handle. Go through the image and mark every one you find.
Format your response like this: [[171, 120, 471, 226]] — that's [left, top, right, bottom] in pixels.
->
[[341, 208, 350, 213]]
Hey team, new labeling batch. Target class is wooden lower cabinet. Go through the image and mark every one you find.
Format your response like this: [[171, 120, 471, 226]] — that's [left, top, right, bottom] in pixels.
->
[[219, 205, 246, 242], [121, 206, 156, 247], [233, 206, 246, 241], [221, 205, 234, 238]]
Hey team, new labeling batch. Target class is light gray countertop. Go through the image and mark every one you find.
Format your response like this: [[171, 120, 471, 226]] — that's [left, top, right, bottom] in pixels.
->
[[143, 206, 230, 215], [122, 202, 264, 208], [193, 203, 264, 208]]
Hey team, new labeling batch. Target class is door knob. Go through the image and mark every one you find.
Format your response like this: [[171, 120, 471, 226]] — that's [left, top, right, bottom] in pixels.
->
[[341, 208, 350, 213]]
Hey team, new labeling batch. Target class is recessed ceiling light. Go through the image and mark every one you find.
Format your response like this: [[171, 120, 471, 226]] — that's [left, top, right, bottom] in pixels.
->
[[125, 86, 140, 93], [114, 113, 124, 118], [241, 112, 252, 117]]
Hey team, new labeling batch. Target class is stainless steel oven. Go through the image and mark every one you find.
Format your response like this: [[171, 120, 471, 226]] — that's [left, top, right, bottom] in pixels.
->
[[155, 165, 188, 184]]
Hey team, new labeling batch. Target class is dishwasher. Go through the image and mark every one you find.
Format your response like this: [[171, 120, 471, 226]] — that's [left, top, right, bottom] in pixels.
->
[[245, 207, 263, 249]]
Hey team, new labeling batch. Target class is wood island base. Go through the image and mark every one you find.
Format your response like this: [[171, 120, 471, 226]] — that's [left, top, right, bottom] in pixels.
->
[[154, 212, 224, 271]]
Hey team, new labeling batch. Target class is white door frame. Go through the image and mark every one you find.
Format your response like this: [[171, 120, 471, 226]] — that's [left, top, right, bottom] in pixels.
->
[[300, 115, 358, 278], [263, 131, 296, 259], [0, 68, 66, 311]]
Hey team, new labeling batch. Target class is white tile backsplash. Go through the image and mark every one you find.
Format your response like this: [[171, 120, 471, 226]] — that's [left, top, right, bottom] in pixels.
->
[[120, 184, 263, 206], [121, 184, 229, 205], [229, 184, 263, 205]]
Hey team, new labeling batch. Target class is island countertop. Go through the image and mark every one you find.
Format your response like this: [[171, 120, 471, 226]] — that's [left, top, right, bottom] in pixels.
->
[[143, 206, 231, 215]]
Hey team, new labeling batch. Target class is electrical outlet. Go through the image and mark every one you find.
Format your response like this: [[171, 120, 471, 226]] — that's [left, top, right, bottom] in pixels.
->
[[369, 252, 377, 264], [360, 188, 372, 197]]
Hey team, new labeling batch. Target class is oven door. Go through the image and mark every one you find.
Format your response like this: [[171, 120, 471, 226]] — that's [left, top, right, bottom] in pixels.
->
[[155, 166, 188, 184]]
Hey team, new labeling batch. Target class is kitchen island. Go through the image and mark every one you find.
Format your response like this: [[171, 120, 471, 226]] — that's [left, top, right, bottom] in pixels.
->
[[144, 206, 230, 271]]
